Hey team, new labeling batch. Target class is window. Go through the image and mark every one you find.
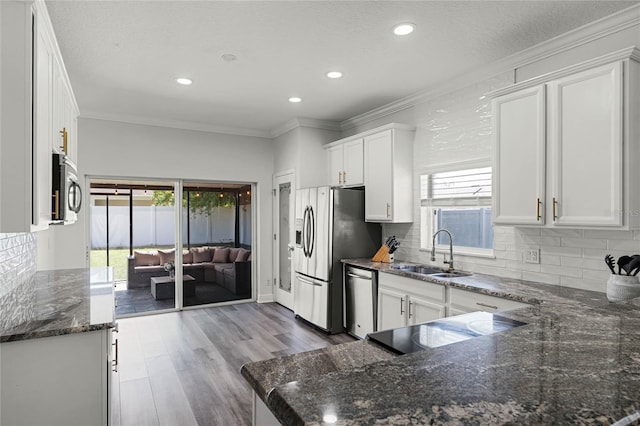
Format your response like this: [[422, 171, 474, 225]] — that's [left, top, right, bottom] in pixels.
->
[[420, 166, 493, 256]]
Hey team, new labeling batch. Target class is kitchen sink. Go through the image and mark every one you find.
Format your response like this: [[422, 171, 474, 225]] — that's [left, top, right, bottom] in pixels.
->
[[389, 264, 472, 278]]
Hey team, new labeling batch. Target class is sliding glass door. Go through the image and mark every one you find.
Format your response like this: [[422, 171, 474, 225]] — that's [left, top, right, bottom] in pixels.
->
[[89, 179, 177, 317], [89, 178, 253, 317], [182, 182, 253, 307]]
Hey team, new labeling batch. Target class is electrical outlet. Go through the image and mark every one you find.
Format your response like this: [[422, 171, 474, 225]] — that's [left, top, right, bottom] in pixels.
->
[[525, 246, 540, 264]]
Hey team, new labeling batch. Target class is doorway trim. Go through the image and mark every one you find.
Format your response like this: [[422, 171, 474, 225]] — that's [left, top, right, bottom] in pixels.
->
[[273, 170, 295, 310]]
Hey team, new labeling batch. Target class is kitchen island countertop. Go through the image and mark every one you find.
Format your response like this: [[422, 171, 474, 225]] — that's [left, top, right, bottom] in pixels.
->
[[241, 259, 640, 425], [0, 268, 115, 343]]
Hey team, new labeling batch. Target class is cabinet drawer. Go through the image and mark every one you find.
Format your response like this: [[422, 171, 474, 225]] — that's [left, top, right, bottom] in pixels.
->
[[449, 288, 529, 313], [379, 272, 445, 303]]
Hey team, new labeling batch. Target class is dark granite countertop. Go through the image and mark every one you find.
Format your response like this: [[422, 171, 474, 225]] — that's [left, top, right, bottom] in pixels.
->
[[0, 268, 115, 343], [241, 259, 640, 425]]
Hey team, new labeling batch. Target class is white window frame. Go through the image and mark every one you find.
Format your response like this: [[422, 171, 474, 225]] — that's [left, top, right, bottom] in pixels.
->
[[419, 160, 494, 258]]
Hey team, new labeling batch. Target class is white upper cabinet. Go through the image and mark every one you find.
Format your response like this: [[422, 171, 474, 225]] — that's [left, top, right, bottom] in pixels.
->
[[324, 123, 414, 223], [0, 1, 79, 232], [493, 86, 546, 225], [549, 63, 622, 227], [492, 48, 639, 229], [364, 126, 414, 223], [327, 139, 363, 187]]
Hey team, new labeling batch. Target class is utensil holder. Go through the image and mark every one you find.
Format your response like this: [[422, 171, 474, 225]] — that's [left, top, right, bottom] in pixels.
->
[[606, 274, 640, 302]]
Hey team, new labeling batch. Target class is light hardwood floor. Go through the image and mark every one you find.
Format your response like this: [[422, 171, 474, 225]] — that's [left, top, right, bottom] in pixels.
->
[[112, 302, 355, 426]]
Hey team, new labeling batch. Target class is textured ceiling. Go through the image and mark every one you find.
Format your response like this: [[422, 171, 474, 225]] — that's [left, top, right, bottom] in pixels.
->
[[45, 1, 639, 136]]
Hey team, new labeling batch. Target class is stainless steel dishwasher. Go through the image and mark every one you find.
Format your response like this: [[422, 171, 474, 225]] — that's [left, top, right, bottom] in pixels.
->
[[344, 265, 377, 339]]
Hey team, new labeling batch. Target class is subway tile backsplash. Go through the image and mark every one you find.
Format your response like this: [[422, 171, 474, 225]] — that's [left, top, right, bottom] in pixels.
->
[[382, 74, 636, 294], [0, 233, 37, 330]]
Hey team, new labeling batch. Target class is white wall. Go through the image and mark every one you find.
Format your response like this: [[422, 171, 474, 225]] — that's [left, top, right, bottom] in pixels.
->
[[38, 117, 275, 300], [272, 124, 340, 189]]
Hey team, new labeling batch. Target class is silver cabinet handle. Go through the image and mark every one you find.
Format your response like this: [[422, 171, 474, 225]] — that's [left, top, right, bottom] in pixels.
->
[[408, 301, 413, 318], [400, 297, 405, 315], [476, 302, 498, 310]]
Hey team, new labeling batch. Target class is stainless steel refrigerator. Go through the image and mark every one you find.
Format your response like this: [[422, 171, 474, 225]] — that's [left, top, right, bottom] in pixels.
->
[[293, 186, 381, 333]]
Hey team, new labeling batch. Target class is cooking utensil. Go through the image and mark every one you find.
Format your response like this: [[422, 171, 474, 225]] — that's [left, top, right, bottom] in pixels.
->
[[605, 254, 616, 274], [618, 255, 632, 275], [626, 255, 640, 276]]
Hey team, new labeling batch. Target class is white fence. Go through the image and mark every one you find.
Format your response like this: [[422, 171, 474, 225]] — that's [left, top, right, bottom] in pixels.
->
[[90, 205, 252, 249]]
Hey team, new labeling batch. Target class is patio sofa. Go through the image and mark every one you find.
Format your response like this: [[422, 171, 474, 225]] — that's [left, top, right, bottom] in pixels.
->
[[127, 246, 251, 296]]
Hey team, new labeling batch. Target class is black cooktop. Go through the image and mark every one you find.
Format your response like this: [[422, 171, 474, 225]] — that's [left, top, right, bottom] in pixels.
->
[[367, 311, 527, 355]]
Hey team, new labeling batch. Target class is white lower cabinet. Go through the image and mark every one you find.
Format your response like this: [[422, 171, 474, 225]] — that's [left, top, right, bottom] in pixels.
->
[[378, 272, 532, 329], [448, 287, 530, 316], [0, 329, 114, 426], [252, 391, 280, 426], [378, 273, 446, 330]]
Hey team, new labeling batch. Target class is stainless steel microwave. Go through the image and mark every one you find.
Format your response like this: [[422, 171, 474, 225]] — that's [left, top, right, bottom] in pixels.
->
[[52, 153, 82, 224]]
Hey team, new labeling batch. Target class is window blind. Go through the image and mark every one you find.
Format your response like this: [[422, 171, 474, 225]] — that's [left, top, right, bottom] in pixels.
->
[[421, 167, 492, 204]]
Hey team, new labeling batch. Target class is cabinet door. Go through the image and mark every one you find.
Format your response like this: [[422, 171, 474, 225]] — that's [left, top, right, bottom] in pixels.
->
[[32, 19, 54, 229], [378, 286, 406, 331], [492, 86, 546, 225], [364, 130, 393, 221], [327, 145, 344, 186], [1, 330, 110, 426], [408, 296, 446, 325], [548, 62, 623, 227], [343, 139, 364, 186]]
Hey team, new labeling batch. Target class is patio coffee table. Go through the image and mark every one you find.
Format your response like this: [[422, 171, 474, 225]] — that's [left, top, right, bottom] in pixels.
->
[[150, 275, 196, 300]]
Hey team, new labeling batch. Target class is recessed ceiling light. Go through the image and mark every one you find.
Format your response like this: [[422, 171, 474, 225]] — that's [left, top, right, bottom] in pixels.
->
[[393, 23, 415, 36], [327, 71, 343, 79], [176, 77, 193, 85], [289, 97, 302, 103], [221, 53, 237, 62]]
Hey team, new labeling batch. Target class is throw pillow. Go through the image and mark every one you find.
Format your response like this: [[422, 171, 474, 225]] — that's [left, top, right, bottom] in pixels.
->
[[183, 251, 193, 264], [228, 248, 241, 262], [158, 249, 176, 265], [212, 247, 230, 263], [191, 247, 212, 263], [236, 249, 250, 262], [134, 251, 160, 266]]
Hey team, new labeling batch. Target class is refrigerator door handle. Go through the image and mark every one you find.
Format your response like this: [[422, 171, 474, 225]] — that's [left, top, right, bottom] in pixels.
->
[[309, 205, 315, 257], [297, 274, 322, 286], [302, 206, 308, 257], [305, 205, 312, 258]]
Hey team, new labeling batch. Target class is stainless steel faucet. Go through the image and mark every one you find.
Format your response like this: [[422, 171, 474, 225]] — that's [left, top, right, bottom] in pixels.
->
[[431, 229, 454, 271]]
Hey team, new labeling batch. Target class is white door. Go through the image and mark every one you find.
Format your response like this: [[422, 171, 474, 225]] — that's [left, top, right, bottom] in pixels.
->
[[327, 145, 344, 187], [343, 139, 364, 186], [364, 130, 393, 221], [548, 62, 623, 227], [274, 172, 295, 310], [492, 85, 546, 225], [408, 296, 446, 325], [377, 286, 406, 331]]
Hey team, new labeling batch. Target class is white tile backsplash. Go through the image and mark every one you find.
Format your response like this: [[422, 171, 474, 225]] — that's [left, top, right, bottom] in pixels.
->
[[382, 74, 637, 294], [0, 233, 37, 330]]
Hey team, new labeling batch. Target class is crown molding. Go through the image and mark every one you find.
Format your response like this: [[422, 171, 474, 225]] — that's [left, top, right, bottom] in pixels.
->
[[489, 46, 640, 98], [341, 4, 640, 131], [269, 117, 341, 139], [80, 112, 273, 139]]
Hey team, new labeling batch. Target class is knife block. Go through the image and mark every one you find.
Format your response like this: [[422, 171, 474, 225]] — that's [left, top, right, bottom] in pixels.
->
[[372, 245, 393, 263]]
